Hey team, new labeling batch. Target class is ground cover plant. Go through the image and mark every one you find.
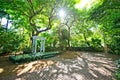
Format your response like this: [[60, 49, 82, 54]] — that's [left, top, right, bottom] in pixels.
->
[[9, 51, 61, 63]]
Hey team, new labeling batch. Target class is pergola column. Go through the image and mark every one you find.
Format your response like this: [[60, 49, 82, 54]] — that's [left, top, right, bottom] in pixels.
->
[[40, 37, 46, 52], [32, 36, 37, 54], [32, 36, 46, 53]]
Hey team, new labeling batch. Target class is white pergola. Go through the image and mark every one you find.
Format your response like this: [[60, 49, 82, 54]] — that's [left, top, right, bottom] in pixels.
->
[[32, 36, 46, 53]]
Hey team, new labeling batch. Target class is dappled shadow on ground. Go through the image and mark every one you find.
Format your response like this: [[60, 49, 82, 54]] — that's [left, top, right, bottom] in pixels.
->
[[0, 55, 18, 77], [0, 51, 119, 80], [0, 55, 54, 77], [0, 51, 77, 77]]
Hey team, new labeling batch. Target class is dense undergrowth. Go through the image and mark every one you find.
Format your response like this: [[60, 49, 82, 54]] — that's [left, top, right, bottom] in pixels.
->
[[116, 59, 120, 80]]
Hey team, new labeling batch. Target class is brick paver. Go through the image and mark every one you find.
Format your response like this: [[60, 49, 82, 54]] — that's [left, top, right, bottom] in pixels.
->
[[0, 52, 117, 80]]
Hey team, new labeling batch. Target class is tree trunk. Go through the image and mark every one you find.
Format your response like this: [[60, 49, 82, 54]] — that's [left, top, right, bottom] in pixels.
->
[[5, 14, 9, 32], [68, 27, 70, 49], [83, 33, 90, 47], [58, 27, 62, 50], [5, 19, 9, 31], [102, 31, 108, 53]]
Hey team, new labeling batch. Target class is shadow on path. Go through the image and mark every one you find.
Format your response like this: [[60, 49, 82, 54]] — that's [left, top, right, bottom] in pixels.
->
[[0, 51, 118, 80]]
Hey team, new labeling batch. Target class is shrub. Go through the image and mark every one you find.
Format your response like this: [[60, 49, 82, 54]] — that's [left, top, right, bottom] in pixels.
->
[[108, 36, 120, 54], [0, 27, 23, 55], [23, 47, 32, 54], [90, 38, 102, 48], [116, 59, 120, 80]]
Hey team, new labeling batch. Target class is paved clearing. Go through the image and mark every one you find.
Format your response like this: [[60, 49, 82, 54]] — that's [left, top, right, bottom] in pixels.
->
[[0, 51, 118, 80]]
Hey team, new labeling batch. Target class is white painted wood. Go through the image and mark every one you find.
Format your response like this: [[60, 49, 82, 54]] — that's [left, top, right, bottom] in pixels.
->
[[32, 36, 46, 53]]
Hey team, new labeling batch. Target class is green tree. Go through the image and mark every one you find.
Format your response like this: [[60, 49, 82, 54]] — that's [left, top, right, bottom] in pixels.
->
[[90, 0, 120, 53]]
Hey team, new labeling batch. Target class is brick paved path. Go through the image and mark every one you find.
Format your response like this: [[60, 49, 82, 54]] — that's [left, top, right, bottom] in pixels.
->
[[0, 52, 117, 80]]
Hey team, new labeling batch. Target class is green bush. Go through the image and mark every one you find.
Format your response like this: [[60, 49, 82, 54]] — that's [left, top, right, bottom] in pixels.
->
[[0, 27, 23, 54], [23, 47, 32, 54], [45, 46, 59, 52], [116, 59, 120, 80], [90, 38, 102, 48], [9, 51, 60, 63], [108, 36, 120, 54]]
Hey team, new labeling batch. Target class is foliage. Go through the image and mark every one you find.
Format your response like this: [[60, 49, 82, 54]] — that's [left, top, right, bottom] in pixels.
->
[[0, 27, 24, 54], [116, 59, 120, 80], [58, 27, 69, 50], [23, 46, 32, 54], [90, 0, 120, 54], [0, 0, 119, 55], [108, 30, 120, 54], [91, 38, 102, 48], [9, 51, 60, 63], [0, 0, 120, 79]]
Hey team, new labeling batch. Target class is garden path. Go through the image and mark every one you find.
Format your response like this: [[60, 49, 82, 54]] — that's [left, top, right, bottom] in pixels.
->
[[0, 51, 118, 80]]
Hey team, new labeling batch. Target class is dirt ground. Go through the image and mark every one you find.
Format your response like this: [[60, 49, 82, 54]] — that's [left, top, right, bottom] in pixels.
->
[[0, 51, 119, 80]]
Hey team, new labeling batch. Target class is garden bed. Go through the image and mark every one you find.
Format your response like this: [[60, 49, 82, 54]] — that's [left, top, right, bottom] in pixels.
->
[[9, 51, 61, 63]]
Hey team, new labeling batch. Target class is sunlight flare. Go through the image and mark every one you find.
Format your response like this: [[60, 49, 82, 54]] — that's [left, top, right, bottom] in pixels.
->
[[59, 9, 66, 22], [59, 9, 65, 19]]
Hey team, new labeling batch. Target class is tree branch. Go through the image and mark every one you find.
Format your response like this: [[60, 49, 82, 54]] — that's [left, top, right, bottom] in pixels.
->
[[37, 27, 51, 33], [27, 0, 35, 14], [28, 5, 44, 34]]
